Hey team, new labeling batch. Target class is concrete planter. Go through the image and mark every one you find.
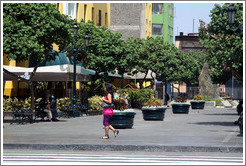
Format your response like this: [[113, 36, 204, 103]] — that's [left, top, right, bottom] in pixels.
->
[[141, 107, 166, 121], [190, 101, 205, 109], [110, 110, 136, 129], [172, 103, 190, 114]]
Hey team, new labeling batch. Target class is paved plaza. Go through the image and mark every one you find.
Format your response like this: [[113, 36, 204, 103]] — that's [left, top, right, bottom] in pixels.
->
[[3, 106, 243, 153]]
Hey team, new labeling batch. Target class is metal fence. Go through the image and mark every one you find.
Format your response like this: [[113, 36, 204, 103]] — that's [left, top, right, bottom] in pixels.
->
[[225, 87, 243, 100]]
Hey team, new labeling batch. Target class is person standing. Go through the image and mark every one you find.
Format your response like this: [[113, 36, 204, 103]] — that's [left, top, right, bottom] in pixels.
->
[[49, 93, 59, 121], [101, 84, 119, 139]]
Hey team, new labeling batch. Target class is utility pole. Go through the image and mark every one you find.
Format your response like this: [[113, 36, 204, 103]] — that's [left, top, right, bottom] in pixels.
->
[[193, 19, 195, 33]]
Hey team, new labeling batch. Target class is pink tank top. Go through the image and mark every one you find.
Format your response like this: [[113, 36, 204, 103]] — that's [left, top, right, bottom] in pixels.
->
[[103, 96, 113, 116]]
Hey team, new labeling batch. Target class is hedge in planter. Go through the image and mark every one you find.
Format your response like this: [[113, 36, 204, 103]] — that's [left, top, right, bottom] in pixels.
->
[[110, 109, 136, 129], [110, 98, 136, 129], [141, 98, 166, 121], [171, 96, 190, 114], [190, 95, 205, 109]]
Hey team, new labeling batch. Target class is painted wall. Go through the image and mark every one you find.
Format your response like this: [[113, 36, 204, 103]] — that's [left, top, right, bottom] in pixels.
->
[[152, 3, 174, 44], [145, 3, 152, 38]]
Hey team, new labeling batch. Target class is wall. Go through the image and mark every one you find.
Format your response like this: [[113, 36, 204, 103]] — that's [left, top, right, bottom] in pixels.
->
[[152, 3, 174, 44], [175, 32, 207, 53], [110, 3, 152, 40]]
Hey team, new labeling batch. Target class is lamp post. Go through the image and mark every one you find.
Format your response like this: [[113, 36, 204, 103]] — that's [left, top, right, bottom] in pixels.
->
[[227, 3, 243, 32], [72, 23, 90, 107], [227, 3, 242, 100]]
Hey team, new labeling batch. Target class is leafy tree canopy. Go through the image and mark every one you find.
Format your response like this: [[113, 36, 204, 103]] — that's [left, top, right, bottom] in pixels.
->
[[76, 20, 124, 76], [199, 3, 243, 84], [3, 3, 74, 64]]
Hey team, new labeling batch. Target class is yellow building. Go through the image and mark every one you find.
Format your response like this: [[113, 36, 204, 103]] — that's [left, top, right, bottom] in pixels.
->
[[56, 3, 110, 27], [145, 3, 152, 39]]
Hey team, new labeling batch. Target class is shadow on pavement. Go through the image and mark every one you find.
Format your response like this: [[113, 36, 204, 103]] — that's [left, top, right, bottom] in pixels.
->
[[204, 113, 238, 116], [188, 121, 236, 126], [3, 119, 68, 124]]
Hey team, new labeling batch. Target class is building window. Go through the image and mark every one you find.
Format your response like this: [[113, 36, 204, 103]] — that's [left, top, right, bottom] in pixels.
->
[[63, 3, 77, 19], [152, 24, 163, 35], [105, 13, 108, 27], [152, 3, 163, 15], [84, 4, 87, 21], [92, 7, 95, 23], [98, 10, 101, 26], [169, 4, 174, 16]]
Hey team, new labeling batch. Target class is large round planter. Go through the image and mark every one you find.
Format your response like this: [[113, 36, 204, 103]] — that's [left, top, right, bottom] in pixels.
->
[[141, 107, 166, 121], [190, 101, 205, 109], [172, 103, 190, 114], [110, 111, 136, 129]]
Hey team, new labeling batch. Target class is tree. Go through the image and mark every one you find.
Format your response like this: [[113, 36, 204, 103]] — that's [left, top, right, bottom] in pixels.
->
[[125, 37, 148, 89], [182, 50, 208, 86], [115, 39, 134, 89], [199, 3, 243, 84], [3, 3, 73, 109], [75, 21, 125, 96]]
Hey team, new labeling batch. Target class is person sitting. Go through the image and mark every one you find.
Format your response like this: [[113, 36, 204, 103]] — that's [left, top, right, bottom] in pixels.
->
[[113, 89, 120, 100], [121, 91, 129, 109], [39, 94, 52, 121], [40, 92, 59, 122]]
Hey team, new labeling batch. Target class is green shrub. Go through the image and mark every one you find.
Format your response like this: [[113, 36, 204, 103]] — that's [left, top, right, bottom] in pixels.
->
[[129, 89, 154, 108], [215, 99, 223, 106], [57, 97, 70, 112], [88, 95, 103, 112], [201, 96, 223, 106], [3, 98, 13, 112]]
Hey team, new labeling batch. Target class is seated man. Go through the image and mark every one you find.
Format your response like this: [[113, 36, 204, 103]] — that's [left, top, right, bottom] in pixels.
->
[[39, 92, 59, 122], [39, 95, 52, 121]]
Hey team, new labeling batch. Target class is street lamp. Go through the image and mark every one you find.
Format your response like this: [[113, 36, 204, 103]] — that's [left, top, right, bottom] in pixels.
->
[[72, 23, 90, 107], [227, 3, 243, 32]]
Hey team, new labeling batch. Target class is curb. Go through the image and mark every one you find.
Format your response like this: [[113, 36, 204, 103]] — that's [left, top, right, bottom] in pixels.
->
[[3, 144, 243, 153]]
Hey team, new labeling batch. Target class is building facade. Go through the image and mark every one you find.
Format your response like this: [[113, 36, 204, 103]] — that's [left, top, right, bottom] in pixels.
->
[[175, 32, 207, 53], [57, 3, 110, 28], [152, 3, 174, 44], [110, 3, 152, 40]]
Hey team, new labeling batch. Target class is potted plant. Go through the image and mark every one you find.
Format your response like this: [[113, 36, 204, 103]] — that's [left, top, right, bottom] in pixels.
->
[[190, 95, 205, 109], [141, 98, 167, 121], [171, 95, 190, 114], [109, 98, 136, 129]]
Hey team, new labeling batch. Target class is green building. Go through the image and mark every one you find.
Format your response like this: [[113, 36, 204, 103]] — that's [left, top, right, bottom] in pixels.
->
[[152, 3, 174, 44]]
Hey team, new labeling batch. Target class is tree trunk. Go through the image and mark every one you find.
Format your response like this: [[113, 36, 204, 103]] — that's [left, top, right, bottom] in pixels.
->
[[29, 81, 35, 112], [89, 73, 99, 97], [150, 71, 155, 88], [139, 70, 148, 89]]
